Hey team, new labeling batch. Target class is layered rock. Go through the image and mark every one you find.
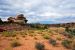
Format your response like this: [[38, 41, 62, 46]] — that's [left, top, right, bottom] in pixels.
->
[[7, 14, 28, 24]]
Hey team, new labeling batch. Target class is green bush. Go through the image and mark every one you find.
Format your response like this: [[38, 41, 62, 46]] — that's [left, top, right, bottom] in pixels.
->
[[72, 44, 75, 50], [43, 34, 50, 39], [65, 27, 75, 37], [20, 31, 28, 35], [29, 32, 36, 37], [71, 40, 75, 50], [2, 31, 16, 37], [35, 42, 45, 50], [69, 29, 75, 36], [65, 27, 70, 32], [61, 39, 72, 48], [11, 40, 21, 47], [49, 39, 57, 46], [56, 35, 62, 40]]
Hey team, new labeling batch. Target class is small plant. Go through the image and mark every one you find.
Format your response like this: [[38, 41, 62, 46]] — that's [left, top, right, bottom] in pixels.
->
[[43, 34, 50, 39], [65, 27, 75, 38], [16, 37, 19, 40], [61, 39, 72, 48], [35, 42, 45, 50], [65, 27, 70, 32], [71, 40, 75, 50], [11, 40, 21, 47], [20, 31, 28, 35], [56, 35, 62, 40], [34, 37, 38, 40], [49, 38, 57, 46], [22, 35, 26, 38], [29, 32, 36, 37], [48, 30, 52, 33]]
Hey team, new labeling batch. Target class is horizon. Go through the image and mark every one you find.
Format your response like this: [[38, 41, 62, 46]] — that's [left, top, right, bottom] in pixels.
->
[[0, 0, 75, 24]]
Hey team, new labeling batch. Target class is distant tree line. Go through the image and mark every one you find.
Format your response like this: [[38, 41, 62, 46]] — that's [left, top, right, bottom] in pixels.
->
[[0, 18, 3, 24]]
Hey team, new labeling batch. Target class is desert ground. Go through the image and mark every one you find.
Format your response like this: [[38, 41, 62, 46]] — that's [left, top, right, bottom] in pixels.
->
[[0, 24, 75, 50]]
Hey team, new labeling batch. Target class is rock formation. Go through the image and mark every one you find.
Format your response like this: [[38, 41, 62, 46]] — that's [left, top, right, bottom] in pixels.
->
[[7, 17, 14, 23], [7, 14, 28, 24]]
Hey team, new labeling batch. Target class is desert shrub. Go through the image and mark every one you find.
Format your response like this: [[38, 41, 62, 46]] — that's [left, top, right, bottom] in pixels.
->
[[48, 30, 52, 33], [62, 32, 73, 38], [49, 39, 57, 46], [43, 25, 48, 29], [71, 40, 75, 50], [28, 30, 36, 36], [15, 37, 19, 40], [38, 31, 43, 34], [2, 31, 16, 37], [72, 43, 75, 50], [35, 42, 45, 50], [29, 30, 34, 33], [22, 35, 26, 38], [43, 34, 50, 39], [66, 29, 75, 36], [34, 37, 38, 40], [65, 27, 75, 38], [11, 40, 21, 47], [61, 39, 72, 48], [64, 28, 74, 38], [69, 29, 75, 36], [29, 33, 36, 36], [65, 27, 70, 32], [56, 35, 62, 40], [20, 31, 28, 35]]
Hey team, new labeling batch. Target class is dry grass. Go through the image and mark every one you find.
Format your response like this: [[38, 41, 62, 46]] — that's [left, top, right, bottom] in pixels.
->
[[11, 40, 21, 47], [0, 26, 75, 50]]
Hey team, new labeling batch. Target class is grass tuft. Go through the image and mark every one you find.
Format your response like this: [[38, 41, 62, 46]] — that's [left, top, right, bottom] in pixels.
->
[[11, 40, 21, 47], [61, 39, 72, 48], [35, 42, 45, 50], [43, 34, 50, 39], [49, 38, 57, 46], [2, 31, 16, 37]]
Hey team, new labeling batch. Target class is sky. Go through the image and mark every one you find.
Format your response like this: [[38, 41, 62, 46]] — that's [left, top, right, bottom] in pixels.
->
[[0, 0, 75, 24]]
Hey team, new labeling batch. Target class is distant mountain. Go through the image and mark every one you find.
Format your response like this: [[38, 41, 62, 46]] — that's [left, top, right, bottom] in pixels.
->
[[56, 16, 75, 20], [55, 16, 75, 23], [39, 16, 75, 24], [39, 21, 58, 24]]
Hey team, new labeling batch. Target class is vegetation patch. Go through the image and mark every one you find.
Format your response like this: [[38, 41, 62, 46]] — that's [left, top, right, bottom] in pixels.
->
[[2, 31, 16, 37], [20, 31, 28, 35], [11, 40, 21, 47], [35, 42, 45, 50], [42, 34, 50, 39], [56, 35, 62, 40], [65, 27, 75, 38], [49, 38, 57, 46], [61, 39, 72, 48]]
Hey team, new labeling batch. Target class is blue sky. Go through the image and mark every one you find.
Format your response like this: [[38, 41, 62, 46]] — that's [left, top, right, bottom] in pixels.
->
[[0, 0, 75, 24]]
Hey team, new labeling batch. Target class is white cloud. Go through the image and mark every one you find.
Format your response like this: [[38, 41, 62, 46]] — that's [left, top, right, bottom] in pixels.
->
[[39, 12, 62, 18], [0, 0, 75, 23]]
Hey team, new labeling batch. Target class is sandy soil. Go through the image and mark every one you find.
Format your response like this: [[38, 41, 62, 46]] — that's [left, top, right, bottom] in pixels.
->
[[0, 33, 70, 50]]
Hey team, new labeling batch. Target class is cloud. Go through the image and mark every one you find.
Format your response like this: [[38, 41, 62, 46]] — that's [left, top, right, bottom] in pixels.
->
[[0, 0, 75, 23]]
